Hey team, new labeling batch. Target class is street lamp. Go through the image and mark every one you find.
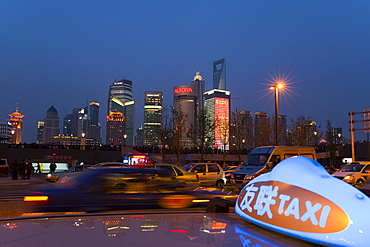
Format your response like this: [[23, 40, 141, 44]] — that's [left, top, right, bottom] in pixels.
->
[[123, 134, 127, 146], [80, 133, 86, 150], [270, 82, 284, 146]]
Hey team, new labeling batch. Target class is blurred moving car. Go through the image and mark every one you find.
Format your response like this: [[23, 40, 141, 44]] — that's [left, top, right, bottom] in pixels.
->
[[223, 166, 238, 185], [148, 163, 200, 187], [90, 162, 130, 168], [182, 163, 226, 187], [332, 161, 370, 186], [24, 167, 236, 213], [46, 164, 92, 182]]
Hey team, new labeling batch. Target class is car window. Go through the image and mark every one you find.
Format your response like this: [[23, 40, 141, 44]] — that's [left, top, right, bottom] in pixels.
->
[[158, 166, 175, 176], [74, 166, 83, 172], [173, 166, 183, 176], [208, 164, 220, 172], [193, 165, 206, 173], [363, 165, 370, 173]]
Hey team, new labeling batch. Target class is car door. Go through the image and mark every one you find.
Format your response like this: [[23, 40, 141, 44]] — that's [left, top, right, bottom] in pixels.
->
[[206, 164, 222, 185], [191, 164, 207, 185]]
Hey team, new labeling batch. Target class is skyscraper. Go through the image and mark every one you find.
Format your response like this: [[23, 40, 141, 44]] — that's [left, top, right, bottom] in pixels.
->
[[213, 58, 226, 90], [204, 89, 231, 150], [42, 105, 60, 144], [144, 91, 163, 146], [88, 101, 101, 142], [191, 70, 205, 115], [173, 85, 196, 147], [254, 112, 269, 147], [106, 79, 135, 146]]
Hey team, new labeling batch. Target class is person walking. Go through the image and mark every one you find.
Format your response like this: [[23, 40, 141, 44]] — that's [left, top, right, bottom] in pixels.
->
[[49, 162, 57, 173], [35, 163, 41, 174], [19, 159, 26, 180], [26, 159, 33, 179], [11, 159, 19, 180]]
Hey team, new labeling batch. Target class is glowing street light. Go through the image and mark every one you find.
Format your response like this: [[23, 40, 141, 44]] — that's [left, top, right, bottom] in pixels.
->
[[270, 82, 284, 146]]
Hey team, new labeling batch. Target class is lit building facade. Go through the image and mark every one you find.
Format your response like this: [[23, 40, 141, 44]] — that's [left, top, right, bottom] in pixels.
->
[[36, 121, 44, 144], [204, 89, 231, 150], [173, 85, 196, 147], [106, 79, 135, 146], [144, 91, 163, 146], [0, 121, 12, 144], [7, 107, 25, 144], [213, 58, 226, 90], [42, 105, 60, 144]]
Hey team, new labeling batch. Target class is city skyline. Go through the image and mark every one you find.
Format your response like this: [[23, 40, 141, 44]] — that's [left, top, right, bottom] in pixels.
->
[[1, 1, 370, 143]]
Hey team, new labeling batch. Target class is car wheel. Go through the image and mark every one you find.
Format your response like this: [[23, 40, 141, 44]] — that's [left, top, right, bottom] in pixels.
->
[[216, 180, 225, 187], [356, 179, 365, 187]]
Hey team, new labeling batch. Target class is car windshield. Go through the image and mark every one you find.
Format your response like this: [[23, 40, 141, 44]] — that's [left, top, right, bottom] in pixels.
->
[[182, 164, 195, 171], [244, 154, 270, 166], [339, 164, 364, 172]]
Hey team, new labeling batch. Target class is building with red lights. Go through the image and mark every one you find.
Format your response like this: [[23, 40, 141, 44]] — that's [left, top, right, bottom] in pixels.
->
[[7, 107, 25, 144]]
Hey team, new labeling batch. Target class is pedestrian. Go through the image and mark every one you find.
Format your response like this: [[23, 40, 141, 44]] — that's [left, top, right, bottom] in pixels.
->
[[35, 163, 41, 174], [26, 159, 33, 179], [19, 159, 26, 180], [11, 159, 19, 180], [49, 162, 57, 173]]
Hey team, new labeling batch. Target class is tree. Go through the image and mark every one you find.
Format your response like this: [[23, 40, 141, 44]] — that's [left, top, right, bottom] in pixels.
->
[[286, 115, 320, 146], [187, 108, 215, 162], [325, 120, 337, 169], [169, 106, 188, 166], [155, 106, 172, 163], [230, 109, 249, 164]]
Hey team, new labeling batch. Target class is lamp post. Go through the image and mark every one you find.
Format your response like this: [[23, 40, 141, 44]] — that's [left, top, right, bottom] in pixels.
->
[[270, 82, 284, 146], [80, 133, 86, 150], [123, 134, 127, 146]]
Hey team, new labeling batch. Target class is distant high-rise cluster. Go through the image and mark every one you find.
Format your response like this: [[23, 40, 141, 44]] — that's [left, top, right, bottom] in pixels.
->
[[143, 91, 163, 146]]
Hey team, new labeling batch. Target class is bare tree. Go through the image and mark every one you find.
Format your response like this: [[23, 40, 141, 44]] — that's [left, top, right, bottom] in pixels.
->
[[187, 108, 215, 162], [155, 106, 172, 163], [286, 115, 320, 146], [325, 120, 337, 169], [169, 106, 188, 166], [230, 109, 249, 164]]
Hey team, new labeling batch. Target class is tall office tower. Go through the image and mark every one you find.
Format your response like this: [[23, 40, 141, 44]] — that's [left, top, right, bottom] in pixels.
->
[[70, 107, 88, 138], [106, 79, 135, 146], [204, 89, 231, 150], [135, 126, 144, 146], [191, 70, 205, 115], [213, 58, 226, 90], [143, 91, 163, 146], [238, 110, 254, 150], [63, 114, 72, 135], [42, 105, 60, 144], [173, 85, 196, 147], [36, 121, 44, 144], [88, 101, 102, 142], [254, 112, 269, 147], [7, 107, 25, 144], [0, 121, 12, 144], [278, 115, 287, 145]]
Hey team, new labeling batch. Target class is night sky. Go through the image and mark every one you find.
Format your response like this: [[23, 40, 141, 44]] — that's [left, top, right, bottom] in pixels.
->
[[1, 0, 370, 143]]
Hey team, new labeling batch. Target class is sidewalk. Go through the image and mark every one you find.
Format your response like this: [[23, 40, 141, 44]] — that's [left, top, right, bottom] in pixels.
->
[[0, 173, 46, 184]]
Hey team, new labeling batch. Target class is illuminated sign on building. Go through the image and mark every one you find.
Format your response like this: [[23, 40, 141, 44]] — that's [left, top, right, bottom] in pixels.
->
[[214, 97, 230, 149], [173, 87, 193, 94]]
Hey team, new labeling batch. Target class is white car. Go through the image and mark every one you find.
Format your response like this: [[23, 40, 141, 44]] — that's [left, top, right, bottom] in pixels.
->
[[182, 163, 226, 187], [332, 162, 370, 186]]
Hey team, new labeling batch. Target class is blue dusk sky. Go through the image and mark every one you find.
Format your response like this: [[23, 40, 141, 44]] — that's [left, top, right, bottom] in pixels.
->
[[1, 0, 370, 143]]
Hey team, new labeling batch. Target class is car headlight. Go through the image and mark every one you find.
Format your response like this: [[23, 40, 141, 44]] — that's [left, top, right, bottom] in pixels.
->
[[343, 175, 354, 182], [244, 175, 256, 180], [46, 174, 51, 178]]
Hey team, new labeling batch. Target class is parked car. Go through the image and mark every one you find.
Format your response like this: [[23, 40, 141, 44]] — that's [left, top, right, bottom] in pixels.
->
[[332, 161, 370, 186], [182, 163, 226, 187], [24, 167, 236, 213], [148, 163, 200, 186], [90, 162, 130, 168], [46, 164, 92, 182]]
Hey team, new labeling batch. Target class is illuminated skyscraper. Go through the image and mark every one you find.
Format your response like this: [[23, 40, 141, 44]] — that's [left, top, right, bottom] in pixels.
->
[[144, 91, 163, 146], [7, 107, 25, 144], [191, 70, 205, 115], [213, 58, 226, 90], [36, 121, 44, 144], [173, 85, 196, 147], [106, 79, 135, 146], [204, 89, 230, 150], [88, 102, 102, 142], [42, 105, 60, 144], [0, 121, 12, 144], [254, 112, 269, 147]]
